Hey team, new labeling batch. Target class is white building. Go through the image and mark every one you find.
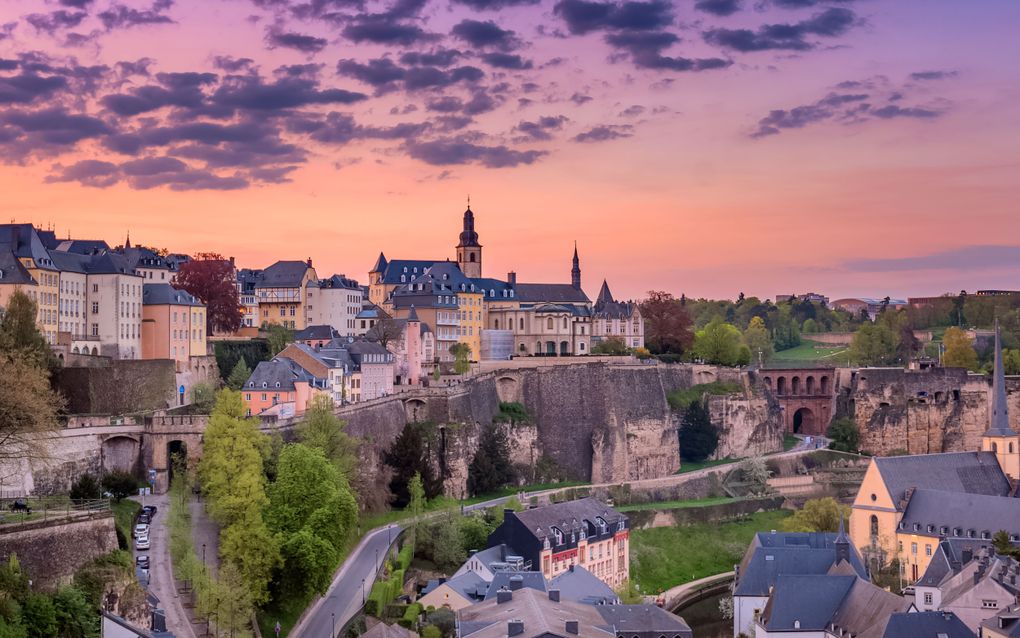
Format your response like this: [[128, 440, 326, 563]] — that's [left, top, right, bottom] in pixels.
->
[[305, 274, 363, 335]]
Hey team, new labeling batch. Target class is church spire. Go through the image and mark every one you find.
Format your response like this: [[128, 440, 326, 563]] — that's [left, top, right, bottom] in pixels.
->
[[987, 320, 1016, 436], [834, 513, 850, 565], [571, 241, 581, 290], [125, 231, 131, 249]]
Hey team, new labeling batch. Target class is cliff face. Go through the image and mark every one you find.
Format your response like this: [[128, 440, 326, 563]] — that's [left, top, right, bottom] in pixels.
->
[[846, 367, 1020, 455], [341, 363, 783, 496]]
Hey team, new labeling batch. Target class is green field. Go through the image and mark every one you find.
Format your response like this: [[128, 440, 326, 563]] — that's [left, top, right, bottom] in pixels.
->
[[629, 509, 791, 593], [771, 339, 849, 365], [617, 497, 737, 513], [676, 458, 738, 474], [783, 435, 800, 451]]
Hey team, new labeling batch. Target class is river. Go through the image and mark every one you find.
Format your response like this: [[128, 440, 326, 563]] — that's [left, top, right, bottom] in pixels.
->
[[675, 591, 730, 638]]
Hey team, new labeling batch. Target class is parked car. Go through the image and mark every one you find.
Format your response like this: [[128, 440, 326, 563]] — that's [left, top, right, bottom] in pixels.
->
[[137, 513, 150, 525], [133, 523, 149, 539], [142, 505, 157, 518], [136, 555, 149, 570], [135, 535, 150, 550]]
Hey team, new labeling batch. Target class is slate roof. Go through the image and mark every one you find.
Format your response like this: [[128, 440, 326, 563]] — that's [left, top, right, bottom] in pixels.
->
[[359, 621, 417, 638], [48, 249, 89, 273], [85, 251, 138, 275], [237, 268, 260, 294], [900, 489, 1020, 538], [983, 604, 1020, 638], [988, 321, 1017, 436], [511, 498, 626, 540], [0, 223, 57, 268], [0, 248, 36, 285], [550, 565, 619, 605], [595, 605, 692, 637], [882, 611, 975, 638], [370, 252, 388, 274], [458, 588, 614, 638], [122, 246, 172, 272], [482, 572, 546, 600], [143, 283, 203, 307], [246, 359, 313, 391], [593, 280, 638, 320], [295, 325, 340, 341], [256, 260, 311, 288], [316, 274, 360, 290], [424, 571, 489, 602], [761, 574, 857, 631], [376, 259, 444, 285], [470, 277, 514, 299], [54, 239, 112, 255], [874, 451, 1011, 506], [514, 283, 590, 304], [734, 531, 868, 597], [917, 539, 999, 587]]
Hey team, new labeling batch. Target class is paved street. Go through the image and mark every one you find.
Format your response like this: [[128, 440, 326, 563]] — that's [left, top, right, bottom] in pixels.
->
[[190, 496, 220, 578], [131, 493, 196, 638], [290, 523, 401, 638]]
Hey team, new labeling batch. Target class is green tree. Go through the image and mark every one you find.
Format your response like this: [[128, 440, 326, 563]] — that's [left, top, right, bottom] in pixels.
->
[[20, 595, 56, 638], [225, 358, 252, 391], [278, 528, 338, 597], [0, 291, 51, 368], [0, 351, 63, 463], [383, 423, 443, 507], [296, 395, 359, 483], [264, 323, 293, 356], [801, 318, 818, 334], [69, 474, 101, 501], [421, 625, 442, 638], [781, 497, 850, 533], [693, 318, 744, 366], [827, 417, 860, 453], [591, 336, 629, 356], [943, 326, 978, 370], [425, 516, 466, 572], [189, 382, 217, 412], [466, 426, 515, 497], [101, 471, 138, 501], [266, 444, 357, 547], [219, 515, 280, 606], [678, 401, 719, 462], [458, 515, 491, 553], [1005, 350, 1020, 376], [743, 317, 773, 364], [849, 323, 898, 366], [771, 306, 801, 351], [52, 586, 99, 638], [407, 471, 426, 552], [449, 343, 471, 375]]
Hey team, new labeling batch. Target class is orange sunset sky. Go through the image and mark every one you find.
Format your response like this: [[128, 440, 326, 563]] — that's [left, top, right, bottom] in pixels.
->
[[2, 0, 1019, 300]]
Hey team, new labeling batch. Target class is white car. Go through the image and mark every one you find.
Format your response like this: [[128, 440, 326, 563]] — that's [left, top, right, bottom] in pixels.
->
[[135, 535, 150, 550], [133, 523, 149, 538]]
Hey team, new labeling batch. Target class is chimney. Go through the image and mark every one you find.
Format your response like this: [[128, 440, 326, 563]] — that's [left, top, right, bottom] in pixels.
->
[[548, 589, 561, 603], [508, 271, 516, 287], [565, 621, 579, 635], [497, 590, 513, 604], [307, 258, 313, 268], [509, 575, 524, 591], [508, 620, 524, 637]]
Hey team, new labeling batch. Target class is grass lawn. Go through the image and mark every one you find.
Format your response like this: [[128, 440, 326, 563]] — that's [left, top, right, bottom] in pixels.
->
[[462, 480, 587, 505], [772, 339, 848, 365], [783, 435, 800, 451], [630, 509, 791, 593], [617, 497, 737, 513], [676, 458, 738, 474]]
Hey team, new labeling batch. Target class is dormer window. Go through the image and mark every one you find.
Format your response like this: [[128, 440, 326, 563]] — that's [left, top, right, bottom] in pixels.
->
[[262, 382, 267, 388], [509, 290, 514, 297], [275, 382, 281, 388], [403, 267, 408, 273], [552, 527, 564, 545], [248, 382, 254, 388], [596, 517, 608, 534]]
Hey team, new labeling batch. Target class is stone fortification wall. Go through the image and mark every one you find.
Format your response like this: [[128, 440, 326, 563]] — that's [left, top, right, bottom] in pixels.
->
[[0, 514, 118, 590], [55, 359, 177, 414], [624, 496, 786, 530], [845, 367, 1020, 455]]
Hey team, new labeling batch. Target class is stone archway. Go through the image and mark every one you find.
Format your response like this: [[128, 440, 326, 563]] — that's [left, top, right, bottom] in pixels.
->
[[793, 407, 815, 434], [102, 435, 140, 473], [405, 398, 428, 422], [167, 440, 187, 483], [496, 376, 521, 403]]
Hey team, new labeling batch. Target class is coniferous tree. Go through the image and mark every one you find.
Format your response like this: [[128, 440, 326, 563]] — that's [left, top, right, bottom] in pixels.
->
[[678, 400, 719, 462], [383, 423, 443, 507], [466, 426, 515, 496], [225, 358, 252, 390]]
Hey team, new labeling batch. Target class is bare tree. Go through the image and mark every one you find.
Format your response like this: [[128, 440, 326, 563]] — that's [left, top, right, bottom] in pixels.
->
[[366, 316, 404, 349]]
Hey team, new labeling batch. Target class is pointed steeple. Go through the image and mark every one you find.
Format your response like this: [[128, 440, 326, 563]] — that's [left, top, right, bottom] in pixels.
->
[[596, 279, 614, 306], [124, 231, 131, 249], [834, 512, 850, 565], [407, 304, 419, 323], [371, 252, 388, 274], [987, 320, 1016, 436], [571, 241, 581, 290]]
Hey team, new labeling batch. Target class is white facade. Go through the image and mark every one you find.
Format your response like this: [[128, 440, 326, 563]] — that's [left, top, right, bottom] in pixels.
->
[[88, 273, 143, 359], [734, 595, 769, 638], [306, 282, 363, 335], [359, 360, 394, 400]]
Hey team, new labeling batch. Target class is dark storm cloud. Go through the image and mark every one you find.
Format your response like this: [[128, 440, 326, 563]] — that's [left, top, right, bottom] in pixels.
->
[[605, 31, 731, 71], [265, 29, 329, 53], [572, 124, 632, 142], [26, 10, 89, 34], [451, 20, 520, 50], [704, 7, 856, 52], [98, 0, 176, 31], [751, 83, 943, 138], [399, 49, 463, 67], [0, 74, 69, 105], [514, 115, 567, 141], [553, 0, 673, 35], [480, 53, 533, 70], [406, 135, 545, 167], [910, 70, 957, 81], [844, 246, 1020, 274], [694, 0, 740, 16]]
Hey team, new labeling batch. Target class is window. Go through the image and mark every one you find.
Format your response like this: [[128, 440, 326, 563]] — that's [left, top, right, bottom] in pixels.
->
[[923, 593, 933, 605], [925, 544, 932, 556], [92, 302, 98, 314], [870, 515, 879, 538], [983, 600, 998, 609], [911, 542, 917, 554]]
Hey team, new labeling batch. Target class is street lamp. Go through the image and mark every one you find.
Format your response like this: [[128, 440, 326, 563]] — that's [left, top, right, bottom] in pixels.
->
[[362, 578, 366, 605], [332, 612, 335, 638], [202, 543, 207, 566]]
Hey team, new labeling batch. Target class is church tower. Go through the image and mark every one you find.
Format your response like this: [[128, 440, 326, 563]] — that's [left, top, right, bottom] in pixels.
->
[[456, 203, 482, 278], [982, 321, 1019, 480], [571, 242, 581, 290]]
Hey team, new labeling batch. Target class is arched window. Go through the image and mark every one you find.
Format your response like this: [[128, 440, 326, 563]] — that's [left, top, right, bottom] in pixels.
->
[[993, 442, 999, 453], [547, 318, 554, 330], [519, 318, 524, 330], [563, 317, 568, 328], [777, 377, 787, 394], [870, 515, 879, 538], [494, 319, 499, 329], [470, 253, 476, 262]]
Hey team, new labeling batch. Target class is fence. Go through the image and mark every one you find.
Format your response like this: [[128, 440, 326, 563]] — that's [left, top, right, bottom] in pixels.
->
[[0, 497, 111, 528]]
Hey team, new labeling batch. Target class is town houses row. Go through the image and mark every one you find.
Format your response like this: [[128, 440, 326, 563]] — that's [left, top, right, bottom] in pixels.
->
[[0, 207, 644, 415]]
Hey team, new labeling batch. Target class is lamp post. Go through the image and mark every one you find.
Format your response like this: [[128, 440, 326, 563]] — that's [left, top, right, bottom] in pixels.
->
[[332, 612, 335, 638], [362, 578, 366, 605], [202, 543, 207, 566]]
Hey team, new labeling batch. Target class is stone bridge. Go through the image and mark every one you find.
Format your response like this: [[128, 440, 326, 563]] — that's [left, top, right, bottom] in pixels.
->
[[758, 367, 837, 435]]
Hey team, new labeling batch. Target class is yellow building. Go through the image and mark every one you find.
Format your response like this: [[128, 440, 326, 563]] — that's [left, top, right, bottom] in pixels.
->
[[850, 323, 1020, 582], [2, 224, 60, 344], [458, 289, 484, 361], [255, 260, 317, 329], [0, 248, 37, 310]]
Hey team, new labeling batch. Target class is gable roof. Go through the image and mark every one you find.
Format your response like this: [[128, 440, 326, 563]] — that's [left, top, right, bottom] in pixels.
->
[[762, 574, 906, 635], [900, 489, 1020, 538], [595, 605, 692, 637], [256, 260, 312, 288], [735, 531, 868, 597], [511, 498, 626, 541], [376, 259, 444, 285], [983, 604, 1020, 638], [295, 325, 340, 341], [143, 283, 203, 307], [874, 452, 1011, 506], [0, 248, 36, 285], [458, 588, 614, 638], [549, 565, 619, 605], [882, 611, 975, 638], [482, 572, 547, 600], [514, 283, 590, 304], [316, 274, 360, 290]]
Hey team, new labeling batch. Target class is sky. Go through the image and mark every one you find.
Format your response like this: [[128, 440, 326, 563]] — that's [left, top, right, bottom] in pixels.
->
[[1, 0, 1019, 302]]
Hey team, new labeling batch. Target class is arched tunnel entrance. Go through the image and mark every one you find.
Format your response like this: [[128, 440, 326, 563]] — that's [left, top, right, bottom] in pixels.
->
[[167, 440, 188, 484], [793, 408, 815, 435]]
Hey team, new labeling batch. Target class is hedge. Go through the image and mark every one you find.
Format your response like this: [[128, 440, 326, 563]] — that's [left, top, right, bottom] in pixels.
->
[[396, 544, 413, 571], [399, 603, 423, 629]]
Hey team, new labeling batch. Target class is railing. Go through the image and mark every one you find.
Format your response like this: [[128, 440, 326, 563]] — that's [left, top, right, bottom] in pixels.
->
[[0, 497, 112, 528]]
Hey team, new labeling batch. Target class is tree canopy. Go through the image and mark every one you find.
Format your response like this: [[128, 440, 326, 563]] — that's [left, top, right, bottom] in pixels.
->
[[467, 426, 515, 497], [639, 291, 695, 355], [174, 253, 243, 334], [678, 400, 719, 462], [943, 326, 978, 370], [781, 497, 850, 533], [383, 423, 443, 507], [693, 318, 746, 366]]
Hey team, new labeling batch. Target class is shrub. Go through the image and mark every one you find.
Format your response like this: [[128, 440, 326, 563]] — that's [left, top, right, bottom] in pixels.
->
[[101, 471, 139, 501], [70, 473, 101, 501]]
